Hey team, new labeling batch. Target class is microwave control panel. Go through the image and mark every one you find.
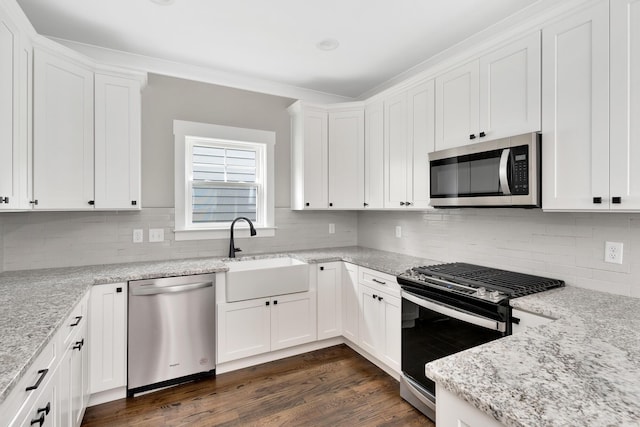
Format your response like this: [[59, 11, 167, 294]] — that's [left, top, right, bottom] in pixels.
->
[[511, 145, 529, 195]]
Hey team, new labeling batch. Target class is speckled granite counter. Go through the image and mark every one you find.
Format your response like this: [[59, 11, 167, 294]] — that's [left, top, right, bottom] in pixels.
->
[[0, 246, 437, 405], [425, 286, 640, 426]]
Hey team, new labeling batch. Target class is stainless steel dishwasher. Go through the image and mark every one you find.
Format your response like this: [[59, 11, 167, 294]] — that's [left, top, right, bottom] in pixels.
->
[[127, 274, 216, 396]]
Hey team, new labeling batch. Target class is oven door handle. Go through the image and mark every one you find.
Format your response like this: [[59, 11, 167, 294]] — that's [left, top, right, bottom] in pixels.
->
[[402, 291, 506, 333]]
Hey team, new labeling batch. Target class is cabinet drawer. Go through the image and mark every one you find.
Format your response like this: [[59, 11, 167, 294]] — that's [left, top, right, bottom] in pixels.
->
[[1, 339, 56, 426], [61, 295, 88, 346], [13, 372, 56, 427], [358, 267, 400, 297]]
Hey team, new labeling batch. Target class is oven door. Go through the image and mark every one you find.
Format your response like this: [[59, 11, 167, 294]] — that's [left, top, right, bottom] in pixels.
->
[[401, 290, 506, 404]]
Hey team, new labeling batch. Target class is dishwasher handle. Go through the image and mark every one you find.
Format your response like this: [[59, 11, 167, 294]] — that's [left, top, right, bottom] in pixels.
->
[[131, 281, 213, 296]]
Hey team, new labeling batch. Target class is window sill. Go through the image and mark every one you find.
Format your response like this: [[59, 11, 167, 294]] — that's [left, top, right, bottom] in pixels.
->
[[174, 227, 276, 241]]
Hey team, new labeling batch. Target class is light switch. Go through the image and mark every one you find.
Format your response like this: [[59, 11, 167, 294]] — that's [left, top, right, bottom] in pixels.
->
[[149, 228, 165, 242]]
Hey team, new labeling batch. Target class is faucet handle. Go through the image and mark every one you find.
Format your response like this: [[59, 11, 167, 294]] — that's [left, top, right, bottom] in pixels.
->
[[234, 248, 242, 253]]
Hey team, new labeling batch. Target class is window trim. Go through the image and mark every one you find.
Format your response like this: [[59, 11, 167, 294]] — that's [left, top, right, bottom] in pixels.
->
[[174, 120, 275, 241]]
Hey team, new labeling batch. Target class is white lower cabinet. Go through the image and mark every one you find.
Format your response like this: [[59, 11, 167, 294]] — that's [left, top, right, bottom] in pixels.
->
[[357, 268, 401, 373], [15, 373, 56, 427], [89, 283, 127, 396], [436, 384, 503, 427], [341, 263, 359, 343], [217, 291, 317, 363], [317, 262, 343, 340]]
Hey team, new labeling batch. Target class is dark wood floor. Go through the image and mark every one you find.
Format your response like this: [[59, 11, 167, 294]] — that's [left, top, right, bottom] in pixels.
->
[[82, 344, 434, 427]]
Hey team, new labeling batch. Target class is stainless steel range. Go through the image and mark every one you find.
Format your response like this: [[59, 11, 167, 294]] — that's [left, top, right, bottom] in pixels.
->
[[397, 263, 564, 421]]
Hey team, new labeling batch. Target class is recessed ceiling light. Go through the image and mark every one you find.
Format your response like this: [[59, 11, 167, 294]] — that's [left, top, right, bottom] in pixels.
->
[[150, 0, 175, 5], [316, 38, 340, 51]]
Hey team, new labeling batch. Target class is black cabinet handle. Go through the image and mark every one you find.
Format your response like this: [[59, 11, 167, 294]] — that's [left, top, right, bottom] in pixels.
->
[[116, 287, 122, 293], [88, 200, 95, 205], [37, 402, 51, 416], [320, 266, 324, 271], [363, 202, 369, 207], [612, 197, 622, 204], [305, 202, 310, 207], [131, 200, 137, 206], [479, 131, 486, 137], [25, 369, 48, 391], [406, 201, 412, 206], [593, 197, 602, 204], [30, 413, 45, 426], [273, 300, 278, 305], [0, 196, 8, 204], [30, 200, 38, 205], [73, 338, 84, 351], [70, 316, 82, 326], [265, 301, 270, 306], [400, 202, 405, 206], [511, 317, 521, 325], [372, 278, 386, 285], [378, 296, 383, 301], [329, 202, 333, 207], [372, 294, 377, 299], [469, 134, 476, 140]]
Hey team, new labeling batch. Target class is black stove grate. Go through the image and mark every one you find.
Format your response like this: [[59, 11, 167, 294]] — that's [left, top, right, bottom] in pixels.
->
[[413, 262, 564, 298]]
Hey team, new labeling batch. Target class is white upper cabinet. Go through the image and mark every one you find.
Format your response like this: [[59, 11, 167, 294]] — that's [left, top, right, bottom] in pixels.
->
[[33, 47, 95, 210], [610, 0, 640, 210], [542, 1, 610, 210], [364, 100, 384, 209], [479, 31, 541, 141], [94, 74, 142, 210], [328, 107, 364, 209], [435, 60, 479, 151], [435, 32, 541, 150], [0, 5, 30, 211], [289, 102, 328, 210], [384, 79, 435, 209]]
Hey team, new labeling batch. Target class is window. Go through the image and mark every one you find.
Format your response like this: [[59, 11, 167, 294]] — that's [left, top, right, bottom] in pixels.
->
[[174, 121, 275, 240]]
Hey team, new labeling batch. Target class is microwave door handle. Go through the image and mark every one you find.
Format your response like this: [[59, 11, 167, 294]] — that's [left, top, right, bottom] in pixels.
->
[[499, 148, 511, 195], [402, 291, 506, 333]]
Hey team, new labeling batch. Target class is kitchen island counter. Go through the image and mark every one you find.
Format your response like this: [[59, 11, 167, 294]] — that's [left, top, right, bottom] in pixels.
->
[[425, 285, 640, 426]]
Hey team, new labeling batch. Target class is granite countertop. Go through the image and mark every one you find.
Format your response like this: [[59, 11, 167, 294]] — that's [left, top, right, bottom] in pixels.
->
[[0, 246, 437, 405], [425, 286, 640, 426]]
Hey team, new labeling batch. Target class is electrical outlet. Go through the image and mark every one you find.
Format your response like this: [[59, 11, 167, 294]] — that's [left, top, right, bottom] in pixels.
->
[[149, 228, 165, 243], [395, 226, 402, 238], [604, 241, 623, 264], [329, 223, 335, 234], [132, 229, 143, 243]]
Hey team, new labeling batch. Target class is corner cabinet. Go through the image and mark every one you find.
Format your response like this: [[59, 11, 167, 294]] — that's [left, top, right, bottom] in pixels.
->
[[434, 31, 541, 150], [289, 101, 364, 210], [384, 79, 435, 209], [541, 1, 610, 210], [317, 262, 343, 340], [217, 291, 317, 363], [33, 47, 95, 210]]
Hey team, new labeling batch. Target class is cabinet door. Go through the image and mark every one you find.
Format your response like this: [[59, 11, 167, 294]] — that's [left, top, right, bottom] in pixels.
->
[[542, 1, 609, 210], [384, 91, 408, 208], [328, 108, 364, 209], [341, 263, 359, 342], [479, 31, 541, 141], [94, 74, 141, 210], [217, 299, 271, 363], [89, 283, 127, 394], [317, 263, 342, 340], [18, 36, 33, 210], [0, 9, 20, 211], [435, 60, 480, 150], [70, 329, 87, 427], [33, 48, 94, 210], [380, 294, 401, 373], [300, 107, 328, 209], [358, 285, 382, 356], [364, 100, 384, 209], [610, 0, 640, 210], [16, 374, 57, 427], [407, 80, 435, 209], [271, 292, 317, 351]]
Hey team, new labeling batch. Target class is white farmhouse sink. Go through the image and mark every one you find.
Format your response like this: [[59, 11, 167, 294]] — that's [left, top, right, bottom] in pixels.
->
[[225, 257, 309, 302]]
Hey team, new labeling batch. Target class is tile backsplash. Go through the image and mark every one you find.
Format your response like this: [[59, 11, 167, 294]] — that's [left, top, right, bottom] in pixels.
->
[[358, 209, 640, 298], [0, 208, 357, 271]]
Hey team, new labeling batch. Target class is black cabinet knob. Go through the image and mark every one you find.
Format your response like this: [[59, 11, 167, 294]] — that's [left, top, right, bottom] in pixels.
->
[[372, 294, 377, 299], [116, 287, 122, 293], [400, 202, 405, 206], [88, 200, 95, 205], [30, 413, 45, 426], [378, 296, 383, 301], [30, 200, 38, 205], [329, 202, 333, 207], [469, 134, 476, 140], [363, 202, 369, 207], [406, 201, 412, 206], [0, 196, 8, 204], [479, 131, 486, 137], [593, 197, 602, 204], [37, 402, 50, 416], [131, 200, 137, 206], [266, 301, 270, 306], [320, 266, 324, 271], [305, 202, 310, 207], [612, 197, 622, 204], [273, 300, 278, 305]]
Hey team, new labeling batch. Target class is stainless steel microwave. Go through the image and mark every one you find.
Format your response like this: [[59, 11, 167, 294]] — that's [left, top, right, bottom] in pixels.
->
[[429, 132, 541, 208]]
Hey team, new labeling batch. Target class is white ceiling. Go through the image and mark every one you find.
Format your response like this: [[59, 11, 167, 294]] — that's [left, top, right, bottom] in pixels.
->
[[16, 0, 541, 99]]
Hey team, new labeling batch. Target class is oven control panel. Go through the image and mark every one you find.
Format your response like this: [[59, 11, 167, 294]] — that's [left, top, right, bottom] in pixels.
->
[[399, 269, 507, 303]]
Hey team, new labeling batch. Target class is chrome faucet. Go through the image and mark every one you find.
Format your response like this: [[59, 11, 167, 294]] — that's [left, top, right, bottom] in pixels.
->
[[228, 217, 257, 258]]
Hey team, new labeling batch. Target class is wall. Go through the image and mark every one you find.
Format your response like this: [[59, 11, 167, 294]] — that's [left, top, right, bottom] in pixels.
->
[[1, 208, 356, 270], [142, 73, 294, 208], [358, 210, 640, 298]]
